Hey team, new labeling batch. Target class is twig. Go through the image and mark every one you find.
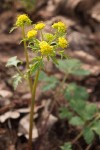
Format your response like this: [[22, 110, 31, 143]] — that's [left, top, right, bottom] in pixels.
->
[[0, 99, 29, 115], [85, 144, 91, 150], [72, 131, 83, 144]]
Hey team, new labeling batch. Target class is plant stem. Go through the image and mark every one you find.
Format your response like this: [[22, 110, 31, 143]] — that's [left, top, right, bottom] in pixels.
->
[[16, 67, 25, 79], [22, 26, 33, 94], [28, 69, 40, 150], [40, 30, 44, 41], [85, 144, 91, 150], [22, 26, 29, 68], [72, 131, 83, 144], [22, 25, 38, 150], [60, 74, 68, 93]]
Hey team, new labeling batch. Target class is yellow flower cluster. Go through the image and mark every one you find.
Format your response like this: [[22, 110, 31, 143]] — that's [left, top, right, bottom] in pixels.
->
[[52, 21, 66, 32], [44, 33, 54, 41], [14, 14, 68, 58], [27, 29, 37, 39], [35, 23, 45, 30], [58, 37, 68, 48], [39, 41, 53, 55], [15, 14, 32, 27]]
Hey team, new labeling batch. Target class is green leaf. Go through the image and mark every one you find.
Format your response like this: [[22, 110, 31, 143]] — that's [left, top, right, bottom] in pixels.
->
[[60, 142, 72, 150], [69, 99, 86, 115], [39, 72, 57, 82], [71, 69, 90, 76], [32, 56, 42, 63], [82, 103, 98, 121], [69, 116, 85, 126], [92, 120, 100, 135], [42, 76, 58, 91], [59, 107, 73, 119], [44, 76, 57, 82], [42, 83, 57, 91], [39, 71, 59, 91], [58, 50, 65, 59], [57, 59, 90, 76], [28, 44, 39, 52], [65, 83, 89, 101], [83, 127, 94, 144], [6, 56, 21, 67], [69, 100, 98, 121], [30, 57, 43, 74], [30, 62, 40, 74], [51, 56, 58, 65], [33, 38, 40, 45], [38, 71, 47, 80], [64, 83, 97, 121], [12, 74, 22, 90]]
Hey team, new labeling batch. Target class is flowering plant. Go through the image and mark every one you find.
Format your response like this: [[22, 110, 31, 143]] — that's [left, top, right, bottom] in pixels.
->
[[6, 14, 68, 150]]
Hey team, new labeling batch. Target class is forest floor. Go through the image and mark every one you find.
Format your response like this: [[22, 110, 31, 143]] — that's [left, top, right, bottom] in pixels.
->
[[0, 0, 100, 150]]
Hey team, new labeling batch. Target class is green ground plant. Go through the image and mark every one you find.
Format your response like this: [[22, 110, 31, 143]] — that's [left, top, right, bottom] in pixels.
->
[[6, 14, 68, 150], [39, 59, 100, 150], [58, 60, 100, 150], [60, 82, 100, 150]]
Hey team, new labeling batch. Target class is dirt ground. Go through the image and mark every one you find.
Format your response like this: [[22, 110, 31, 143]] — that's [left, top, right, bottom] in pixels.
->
[[0, 0, 100, 150]]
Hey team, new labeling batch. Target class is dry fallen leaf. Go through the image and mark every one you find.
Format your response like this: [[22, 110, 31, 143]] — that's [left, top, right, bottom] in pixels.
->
[[17, 108, 30, 113], [89, 2, 100, 22], [41, 99, 58, 128], [0, 111, 20, 123], [70, 51, 100, 75], [18, 114, 38, 140], [0, 90, 13, 98]]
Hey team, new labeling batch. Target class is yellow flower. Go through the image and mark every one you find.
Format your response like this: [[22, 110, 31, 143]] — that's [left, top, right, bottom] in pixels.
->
[[58, 37, 68, 48], [15, 14, 32, 27], [39, 41, 53, 55], [27, 29, 37, 39], [52, 21, 66, 32], [35, 23, 45, 30]]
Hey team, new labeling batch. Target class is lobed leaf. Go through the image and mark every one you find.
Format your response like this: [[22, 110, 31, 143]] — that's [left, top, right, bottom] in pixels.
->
[[57, 59, 90, 76], [30, 57, 43, 74], [82, 103, 98, 121], [69, 116, 85, 126], [59, 107, 73, 119], [12, 74, 22, 90], [30, 62, 40, 74], [69, 99, 86, 115], [83, 127, 94, 144], [6, 56, 21, 67], [38, 71, 47, 80], [42, 82, 57, 91], [60, 142, 72, 150], [39, 71, 59, 91], [71, 69, 90, 76], [92, 120, 100, 136], [64, 83, 89, 101]]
